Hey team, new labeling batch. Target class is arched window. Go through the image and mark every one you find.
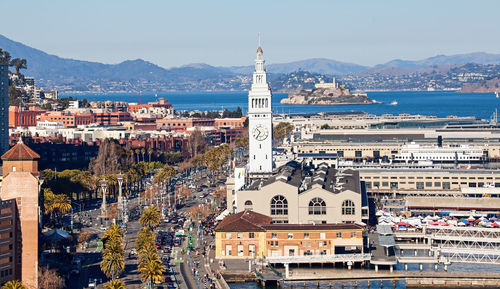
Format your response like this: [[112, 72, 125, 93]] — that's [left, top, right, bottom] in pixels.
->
[[308, 198, 326, 215], [244, 200, 253, 210], [270, 195, 288, 216], [342, 200, 355, 215]]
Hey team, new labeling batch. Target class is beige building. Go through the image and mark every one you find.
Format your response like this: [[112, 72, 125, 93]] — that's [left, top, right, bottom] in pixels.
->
[[358, 168, 500, 194], [229, 162, 366, 225], [291, 141, 500, 162], [1, 141, 41, 289]]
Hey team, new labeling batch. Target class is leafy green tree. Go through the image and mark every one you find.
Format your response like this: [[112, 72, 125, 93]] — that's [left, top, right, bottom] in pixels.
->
[[273, 122, 294, 140]]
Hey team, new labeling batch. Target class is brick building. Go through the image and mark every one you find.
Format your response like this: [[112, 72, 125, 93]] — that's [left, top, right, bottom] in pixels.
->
[[93, 112, 132, 125], [215, 210, 364, 260], [156, 118, 215, 131], [214, 117, 247, 129], [40, 111, 93, 128], [8, 106, 44, 128]]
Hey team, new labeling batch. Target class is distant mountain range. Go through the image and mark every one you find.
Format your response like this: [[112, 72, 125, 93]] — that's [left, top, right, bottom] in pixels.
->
[[2, 33, 500, 92]]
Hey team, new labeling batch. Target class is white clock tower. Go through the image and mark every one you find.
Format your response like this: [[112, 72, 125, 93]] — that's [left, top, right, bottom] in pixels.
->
[[248, 45, 273, 176]]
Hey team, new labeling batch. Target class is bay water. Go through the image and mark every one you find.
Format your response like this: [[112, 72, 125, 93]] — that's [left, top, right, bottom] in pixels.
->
[[66, 90, 500, 120]]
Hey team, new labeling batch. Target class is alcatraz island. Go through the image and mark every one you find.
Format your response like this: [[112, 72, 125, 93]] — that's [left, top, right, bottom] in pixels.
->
[[280, 77, 376, 105]]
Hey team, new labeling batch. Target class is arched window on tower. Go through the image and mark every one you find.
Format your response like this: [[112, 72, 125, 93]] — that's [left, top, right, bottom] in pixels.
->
[[308, 197, 326, 215], [270, 195, 288, 216], [265, 98, 268, 108], [342, 200, 355, 215], [244, 200, 253, 210]]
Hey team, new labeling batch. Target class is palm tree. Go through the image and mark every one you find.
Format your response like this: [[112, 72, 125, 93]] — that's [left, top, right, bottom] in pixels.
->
[[135, 149, 140, 163], [1, 280, 26, 289], [103, 280, 127, 289], [102, 224, 124, 244], [53, 193, 72, 215], [138, 253, 164, 288], [101, 250, 125, 280], [136, 227, 154, 254], [141, 148, 146, 162], [139, 205, 161, 230], [148, 148, 153, 163]]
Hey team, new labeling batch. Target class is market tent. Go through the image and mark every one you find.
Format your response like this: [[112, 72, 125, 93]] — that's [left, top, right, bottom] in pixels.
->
[[43, 228, 70, 243]]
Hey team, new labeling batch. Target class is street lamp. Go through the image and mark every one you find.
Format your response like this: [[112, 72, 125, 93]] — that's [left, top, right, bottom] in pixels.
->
[[117, 173, 124, 223], [100, 179, 108, 222]]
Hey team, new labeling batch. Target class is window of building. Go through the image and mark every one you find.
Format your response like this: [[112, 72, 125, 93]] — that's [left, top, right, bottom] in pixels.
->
[[271, 233, 277, 239], [390, 182, 398, 189], [304, 233, 310, 239], [337, 151, 344, 157], [270, 195, 288, 216], [249, 232, 255, 239], [288, 233, 293, 239], [226, 233, 231, 239], [351, 232, 357, 238], [382, 182, 389, 187], [237, 233, 243, 239], [355, 151, 362, 158], [320, 232, 326, 239], [442, 182, 451, 189], [336, 232, 342, 238], [304, 250, 313, 256], [308, 197, 326, 215], [342, 200, 355, 215], [416, 182, 424, 189]]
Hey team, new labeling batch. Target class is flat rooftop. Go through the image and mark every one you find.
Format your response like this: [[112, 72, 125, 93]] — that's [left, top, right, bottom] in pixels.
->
[[405, 197, 500, 210]]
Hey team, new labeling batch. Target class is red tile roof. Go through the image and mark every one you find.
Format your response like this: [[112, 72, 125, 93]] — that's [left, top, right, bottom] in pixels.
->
[[2, 142, 40, 160], [215, 210, 272, 232]]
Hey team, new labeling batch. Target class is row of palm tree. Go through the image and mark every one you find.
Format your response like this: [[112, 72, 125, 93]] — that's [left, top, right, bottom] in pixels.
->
[[100, 225, 126, 288], [136, 206, 165, 288]]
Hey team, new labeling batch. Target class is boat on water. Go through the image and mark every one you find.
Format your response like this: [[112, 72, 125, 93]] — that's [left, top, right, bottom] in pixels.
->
[[496, 92, 499, 98], [390, 100, 398, 106]]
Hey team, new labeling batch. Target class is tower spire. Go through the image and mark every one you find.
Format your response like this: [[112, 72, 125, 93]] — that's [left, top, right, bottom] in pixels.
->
[[258, 32, 261, 47]]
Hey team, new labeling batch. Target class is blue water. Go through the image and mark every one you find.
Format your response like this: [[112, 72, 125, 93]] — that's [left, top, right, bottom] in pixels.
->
[[63, 91, 500, 120]]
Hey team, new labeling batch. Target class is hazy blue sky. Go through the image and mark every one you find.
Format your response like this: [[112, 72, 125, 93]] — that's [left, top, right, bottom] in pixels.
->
[[1, 0, 499, 68]]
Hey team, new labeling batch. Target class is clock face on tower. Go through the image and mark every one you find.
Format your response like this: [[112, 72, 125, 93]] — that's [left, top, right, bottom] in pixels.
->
[[252, 124, 269, 141]]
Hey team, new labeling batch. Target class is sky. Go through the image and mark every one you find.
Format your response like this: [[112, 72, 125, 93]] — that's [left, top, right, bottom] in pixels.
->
[[1, 0, 499, 68]]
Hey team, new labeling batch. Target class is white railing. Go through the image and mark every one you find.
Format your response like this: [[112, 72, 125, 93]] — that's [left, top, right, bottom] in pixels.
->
[[266, 253, 371, 264]]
